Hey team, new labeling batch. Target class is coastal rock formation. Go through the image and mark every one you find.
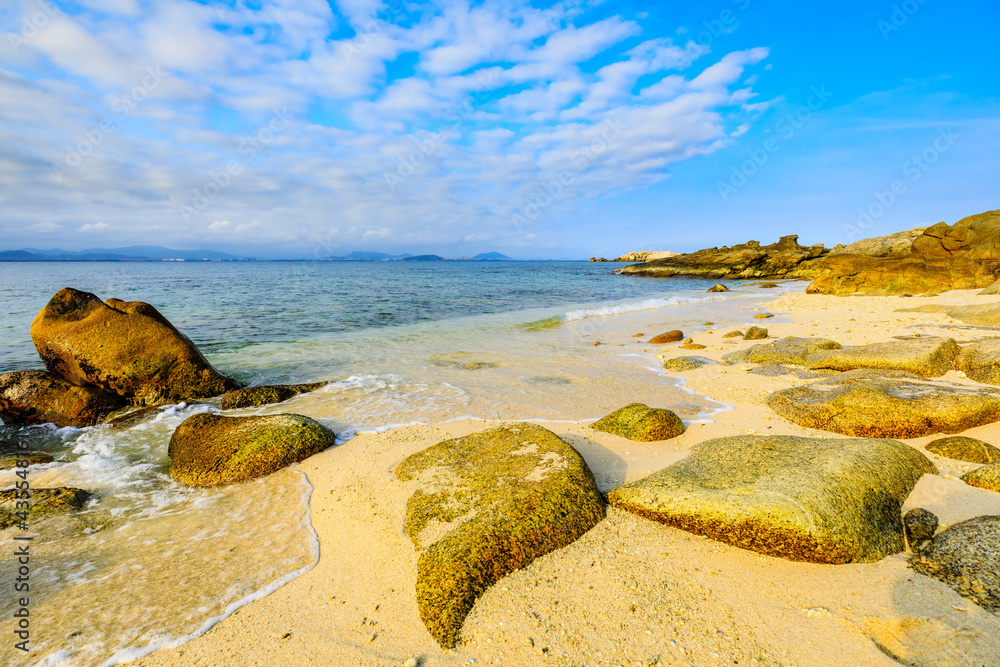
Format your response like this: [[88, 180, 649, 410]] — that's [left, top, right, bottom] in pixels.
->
[[0, 452, 54, 470], [0, 487, 93, 529], [611, 250, 679, 262], [910, 516, 1000, 612], [662, 356, 713, 372], [806, 337, 960, 378], [910, 210, 1000, 258], [724, 337, 842, 366], [904, 508, 938, 551], [954, 338, 1000, 384], [168, 413, 336, 486], [220, 383, 327, 410], [608, 435, 935, 563], [962, 462, 1000, 492], [0, 370, 124, 427], [829, 227, 927, 257], [803, 253, 997, 296], [648, 330, 683, 344], [767, 370, 1000, 438], [394, 423, 605, 648], [926, 436, 1000, 464], [591, 403, 685, 442], [31, 288, 240, 406], [980, 279, 1000, 295], [902, 302, 1000, 328]]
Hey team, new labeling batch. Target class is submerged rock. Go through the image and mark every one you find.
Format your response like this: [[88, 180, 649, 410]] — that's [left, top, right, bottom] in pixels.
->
[[220, 382, 327, 410], [168, 413, 336, 487], [707, 284, 729, 293], [0, 453, 54, 470], [743, 326, 768, 340], [0, 487, 93, 529], [767, 370, 1000, 438], [926, 436, 1000, 464], [955, 338, 1000, 385], [394, 423, 605, 648], [591, 403, 685, 442], [0, 370, 124, 427], [661, 356, 713, 372], [30, 288, 240, 406], [608, 435, 935, 563], [648, 330, 684, 344], [904, 508, 939, 551], [910, 515, 1000, 612], [962, 462, 1000, 492]]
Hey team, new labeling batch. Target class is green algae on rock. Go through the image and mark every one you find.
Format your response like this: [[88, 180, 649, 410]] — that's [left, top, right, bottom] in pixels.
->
[[591, 403, 685, 442], [608, 434, 936, 563], [0, 487, 93, 529], [30, 288, 241, 406], [168, 413, 336, 487], [767, 370, 1000, 438], [220, 383, 327, 410], [962, 462, 1000, 492], [926, 436, 1000, 464], [743, 326, 768, 340], [394, 423, 605, 649], [0, 370, 124, 427], [661, 356, 713, 372], [910, 515, 1000, 612]]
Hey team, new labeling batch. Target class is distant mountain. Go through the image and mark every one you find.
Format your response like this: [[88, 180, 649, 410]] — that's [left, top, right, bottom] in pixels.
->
[[402, 254, 445, 262], [4, 246, 246, 261], [472, 252, 513, 260], [329, 251, 413, 261]]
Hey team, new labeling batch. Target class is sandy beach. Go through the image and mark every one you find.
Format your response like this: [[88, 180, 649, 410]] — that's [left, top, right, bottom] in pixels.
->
[[117, 287, 1000, 667]]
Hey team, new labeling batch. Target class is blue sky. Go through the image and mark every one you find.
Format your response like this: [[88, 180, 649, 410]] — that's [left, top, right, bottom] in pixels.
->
[[0, 0, 997, 259]]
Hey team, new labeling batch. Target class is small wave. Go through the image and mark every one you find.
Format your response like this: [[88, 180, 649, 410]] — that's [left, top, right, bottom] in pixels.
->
[[563, 294, 729, 321]]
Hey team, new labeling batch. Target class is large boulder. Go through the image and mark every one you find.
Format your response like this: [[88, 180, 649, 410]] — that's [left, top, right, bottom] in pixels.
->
[[394, 423, 605, 649], [0, 370, 124, 427], [804, 253, 997, 296], [724, 336, 842, 365], [767, 370, 1000, 438], [806, 337, 960, 378], [926, 436, 1000, 464], [962, 462, 1000, 492], [591, 403, 685, 442], [0, 487, 93, 529], [30, 288, 240, 406], [220, 383, 326, 410], [910, 515, 1000, 612], [168, 413, 336, 487], [955, 338, 1000, 384], [910, 209, 1000, 259], [608, 435, 935, 563]]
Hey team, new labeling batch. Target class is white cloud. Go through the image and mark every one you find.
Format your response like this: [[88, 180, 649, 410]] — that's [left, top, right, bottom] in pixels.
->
[[78, 222, 109, 232], [208, 220, 232, 231]]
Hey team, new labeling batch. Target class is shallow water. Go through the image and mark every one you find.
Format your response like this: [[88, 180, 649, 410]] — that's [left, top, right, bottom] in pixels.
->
[[0, 261, 798, 665]]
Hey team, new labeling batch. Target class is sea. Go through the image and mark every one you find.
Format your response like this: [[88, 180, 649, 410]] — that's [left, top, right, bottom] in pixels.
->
[[0, 260, 798, 666]]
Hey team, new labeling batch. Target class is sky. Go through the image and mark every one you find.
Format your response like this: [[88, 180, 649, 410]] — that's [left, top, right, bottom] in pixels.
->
[[0, 0, 997, 259]]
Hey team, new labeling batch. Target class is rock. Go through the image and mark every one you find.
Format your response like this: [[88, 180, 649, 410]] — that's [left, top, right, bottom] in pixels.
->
[[829, 227, 928, 258], [805, 253, 997, 296], [722, 331, 743, 339], [955, 338, 1000, 384], [910, 515, 1000, 612], [806, 336, 960, 378], [979, 280, 1000, 296], [910, 209, 1000, 259], [105, 402, 205, 428], [904, 508, 939, 550], [679, 343, 706, 350], [661, 357, 713, 372], [0, 453, 54, 470], [743, 327, 768, 340], [681, 337, 693, 344], [926, 436, 1000, 464], [0, 487, 93, 529], [723, 337, 841, 366], [0, 370, 124, 427], [707, 284, 729, 293], [648, 330, 684, 344], [758, 283, 780, 288], [220, 383, 327, 410], [589, 257, 608, 262], [962, 462, 1000, 492], [611, 250, 679, 262], [394, 423, 605, 648], [608, 435, 935, 563], [753, 313, 774, 319], [30, 288, 240, 406], [767, 370, 1000, 438], [168, 413, 336, 487], [591, 403, 684, 442], [901, 302, 1000, 328]]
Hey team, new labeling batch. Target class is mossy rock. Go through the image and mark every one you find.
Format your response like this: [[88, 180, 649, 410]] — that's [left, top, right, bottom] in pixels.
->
[[591, 403, 684, 442], [648, 330, 683, 344], [0, 453, 54, 470], [220, 383, 326, 410], [722, 330, 744, 339], [955, 338, 1000, 385], [30, 288, 241, 406], [661, 356, 713, 372], [806, 337, 959, 378], [168, 413, 336, 487], [743, 326, 768, 340], [962, 462, 1000, 492], [926, 437, 1000, 464], [767, 370, 1000, 438], [0, 370, 124, 427], [394, 423, 605, 649], [0, 487, 93, 529], [608, 435, 936, 563], [707, 284, 729, 293], [724, 337, 841, 365], [910, 516, 1000, 612]]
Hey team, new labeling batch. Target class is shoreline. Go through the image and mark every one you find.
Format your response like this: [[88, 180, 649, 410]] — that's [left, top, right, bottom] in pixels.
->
[[121, 287, 1000, 666]]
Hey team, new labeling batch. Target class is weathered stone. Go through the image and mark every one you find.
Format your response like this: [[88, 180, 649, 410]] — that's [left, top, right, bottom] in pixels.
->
[[0, 453, 54, 470], [753, 313, 774, 319], [707, 284, 729, 293], [0, 487, 93, 529], [828, 227, 927, 258], [722, 330, 743, 339], [805, 254, 997, 296], [743, 327, 768, 340], [926, 436, 1000, 464], [910, 209, 1000, 259], [394, 423, 605, 648], [758, 283, 780, 288], [962, 462, 1000, 492], [168, 413, 336, 487], [806, 337, 960, 378], [0, 370, 124, 427], [661, 356, 713, 372], [904, 508, 938, 550], [220, 383, 326, 410], [955, 338, 1000, 384], [910, 515, 1000, 612], [767, 370, 1000, 438], [679, 343, 706, 350], [723, 337, 841, 365], [648, 330, 683, 344], [591, 403, 685, 442], [30, 288, 240, 406], [608, 435, 935, 563]]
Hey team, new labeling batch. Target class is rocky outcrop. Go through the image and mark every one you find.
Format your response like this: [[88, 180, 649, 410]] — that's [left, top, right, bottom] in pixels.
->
[[394, 423, 605, 648], [220, 383, 326, 410], [591, 403, 685, 442], [803, 253, 997, 296], [910, 515, 1000, 612], [608, 435, 935, 563], [954, 338, 1000, 384], [962, 462, 1000, 492], [926, 436, 1000, 464], [767, 370, 1000, 438], [724, 337, 842, 365], [611, 250, 679, 262], [902, 303, 1000, 328], [829, 227, 928, 258], [0, 370, 124, 427], [168, 413, 336, 487], [30, 288, 240, 406], [910, 209, 1000, 259], [0, 487, 93, 529]]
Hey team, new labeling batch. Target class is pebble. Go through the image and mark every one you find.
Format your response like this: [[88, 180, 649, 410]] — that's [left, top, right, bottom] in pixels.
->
[[403, 658, 418, 667]]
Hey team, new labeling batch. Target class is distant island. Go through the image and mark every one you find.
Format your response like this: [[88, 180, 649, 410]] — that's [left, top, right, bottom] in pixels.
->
[[1, 246, 251, 261]]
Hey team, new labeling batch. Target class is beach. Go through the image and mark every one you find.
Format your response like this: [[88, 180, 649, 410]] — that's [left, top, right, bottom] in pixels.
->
[[118, 287, 1000, 667]]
